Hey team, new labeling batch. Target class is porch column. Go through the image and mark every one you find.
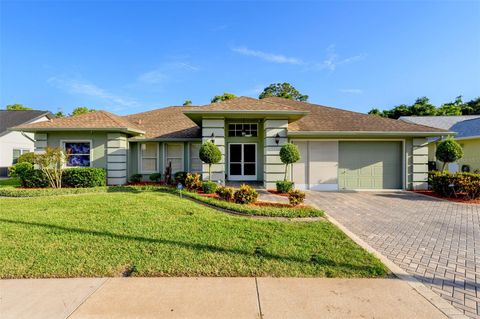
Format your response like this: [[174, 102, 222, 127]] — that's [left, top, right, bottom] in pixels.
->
[[263, 119, 288, 189], [201, 119, 225, 183], [107, 133, 128, 185], [412, 138, 429, 190]]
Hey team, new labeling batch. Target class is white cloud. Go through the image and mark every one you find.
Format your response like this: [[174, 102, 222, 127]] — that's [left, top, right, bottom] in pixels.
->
[[339, 88, 363, 94], [137, 69, 168, 84], [48, 76, 139, 107], [231, 46, 304, 65], [137, 61, 199, 85], [317, 45, 366, 71]]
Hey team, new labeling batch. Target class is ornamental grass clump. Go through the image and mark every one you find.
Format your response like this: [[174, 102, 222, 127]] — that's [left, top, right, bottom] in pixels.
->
[[233, 184, 258, 204]]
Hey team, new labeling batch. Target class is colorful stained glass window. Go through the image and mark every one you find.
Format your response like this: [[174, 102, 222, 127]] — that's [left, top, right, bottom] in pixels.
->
[[64, 142, 91, 167]]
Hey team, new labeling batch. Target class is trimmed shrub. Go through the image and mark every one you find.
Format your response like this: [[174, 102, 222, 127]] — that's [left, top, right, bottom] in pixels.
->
[[436, 138, 463, 171], [429, 171, 480, 199], [17, 152, 35, 164], [185, 173, 202, 191], [233, 184, 258, 204], [8, 162, 34, 187], [216, 186, 235, 202], [202, 181, 217, 194], [174, 171, 188, 186], [199, 141, 221, 181], [130, 174, 142, 183], [24, 170, 49, 188], [149, 172, 162, 182], [276, 180, 294, 193], [288, 189, 305, 206], [279, 143, 300, 180], [62, 168, 106, 188]]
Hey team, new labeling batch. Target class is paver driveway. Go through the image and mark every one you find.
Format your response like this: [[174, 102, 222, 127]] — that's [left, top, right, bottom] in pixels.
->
[[307, 191, 480, 318]]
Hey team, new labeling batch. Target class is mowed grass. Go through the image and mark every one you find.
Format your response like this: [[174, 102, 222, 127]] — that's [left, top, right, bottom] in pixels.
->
[[0, 192, 387, 278]]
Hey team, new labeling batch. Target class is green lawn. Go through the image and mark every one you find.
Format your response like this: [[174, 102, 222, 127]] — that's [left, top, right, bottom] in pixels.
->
[[0, 178, 19, 187], [0, 191, 387, 278]]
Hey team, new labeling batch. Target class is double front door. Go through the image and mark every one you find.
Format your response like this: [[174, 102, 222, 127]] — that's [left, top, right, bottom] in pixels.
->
[[228, 143, 256, 180]]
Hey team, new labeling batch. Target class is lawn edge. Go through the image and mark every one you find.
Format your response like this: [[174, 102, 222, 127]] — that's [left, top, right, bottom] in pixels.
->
[[311, 203, 467, 319]]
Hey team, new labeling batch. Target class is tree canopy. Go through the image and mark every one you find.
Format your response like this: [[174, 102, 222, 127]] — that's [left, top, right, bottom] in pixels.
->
[[211, 93, 237, 103], [71, 106, 96, 116], [369, 96, 480, 119], [6, 104, 32, 110], [183, 100, 192, 106], [259, 83, 308, 101]]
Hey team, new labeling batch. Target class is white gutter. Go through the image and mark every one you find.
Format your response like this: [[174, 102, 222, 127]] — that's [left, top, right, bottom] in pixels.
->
[[288, 131, 456, 137], [21, 131, 36, 142]]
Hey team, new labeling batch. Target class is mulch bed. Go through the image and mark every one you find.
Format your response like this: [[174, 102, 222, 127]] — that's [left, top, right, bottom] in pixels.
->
[[266, 189, 289, 197], [412, 190, 480, 204]]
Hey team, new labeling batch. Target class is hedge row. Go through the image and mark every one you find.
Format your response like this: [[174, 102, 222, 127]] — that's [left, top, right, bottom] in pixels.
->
[[429, 171, 480, 199]]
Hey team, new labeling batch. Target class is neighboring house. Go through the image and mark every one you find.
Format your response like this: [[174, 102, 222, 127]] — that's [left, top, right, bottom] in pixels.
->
[[0, 110, 53, 176], [12, 97, 448, 190], [400, 116, 480, 173]]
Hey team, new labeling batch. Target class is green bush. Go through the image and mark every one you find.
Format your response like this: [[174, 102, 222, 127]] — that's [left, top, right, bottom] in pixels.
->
[[130, 174, 142, 183], [24, 170, 49, 188], [62, 168, 106, 188], [429, 171, 480, 199], [185, 173, 202, 191], [216, 186, 234, 202], [174, 171, 188, 185], [8, 162, 33, 187], [279, 143, 300, 180], [149, 173, 162, 182], [276, 180, 294, 193], [233, 184, 258, 204], [202, 181, 217, 194], [288, 189, 305, 206], [17, 152, 35, 164], [199, 141, 221, 180], [436, 138, 463, 171]]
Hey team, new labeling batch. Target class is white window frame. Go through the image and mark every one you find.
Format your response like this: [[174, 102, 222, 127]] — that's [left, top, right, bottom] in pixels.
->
[[228, 143, 257, 181], [61, 140, 93, 168], [227, 123, 258, 137], [165, 143, 184, 173], [138, 142, 159, 174], [12, 148, 30, 164]]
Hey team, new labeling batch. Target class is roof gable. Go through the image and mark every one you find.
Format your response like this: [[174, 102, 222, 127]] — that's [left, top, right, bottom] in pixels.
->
[[0, 110, 52, 135]]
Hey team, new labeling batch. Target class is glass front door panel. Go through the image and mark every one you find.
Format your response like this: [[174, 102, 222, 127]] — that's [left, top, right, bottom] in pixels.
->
[[229, 144, 256, 180]]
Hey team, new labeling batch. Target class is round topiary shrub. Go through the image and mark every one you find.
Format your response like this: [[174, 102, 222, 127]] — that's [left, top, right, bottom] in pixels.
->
[[279, 143, 300, 180], [199, 141, 222, 181], [436, 138, 463, 171]]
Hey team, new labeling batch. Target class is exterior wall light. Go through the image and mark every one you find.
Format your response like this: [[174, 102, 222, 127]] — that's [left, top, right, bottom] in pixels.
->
[[275, 133, 280, 145], [211, 132, 215, 143]]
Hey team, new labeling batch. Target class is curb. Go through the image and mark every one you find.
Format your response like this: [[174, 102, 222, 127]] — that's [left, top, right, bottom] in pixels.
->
[[313, 206, 468, 319]]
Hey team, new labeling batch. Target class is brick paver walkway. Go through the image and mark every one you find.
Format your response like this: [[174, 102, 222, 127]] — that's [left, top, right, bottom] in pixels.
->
[[306, 191, 480, 318]]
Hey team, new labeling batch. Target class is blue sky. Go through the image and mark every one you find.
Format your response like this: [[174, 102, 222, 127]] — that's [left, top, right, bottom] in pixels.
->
[[1, 1, 479, 115]]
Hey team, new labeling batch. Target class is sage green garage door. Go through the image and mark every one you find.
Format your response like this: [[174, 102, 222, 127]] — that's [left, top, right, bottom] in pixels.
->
[[339, 141, 402, 190]]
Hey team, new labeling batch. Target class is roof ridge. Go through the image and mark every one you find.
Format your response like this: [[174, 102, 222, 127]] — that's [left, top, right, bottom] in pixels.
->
[[100, 110, 130, 127]]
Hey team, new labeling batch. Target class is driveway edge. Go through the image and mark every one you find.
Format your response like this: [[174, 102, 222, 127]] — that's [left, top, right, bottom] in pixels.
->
[[317, 208, 468, 319]]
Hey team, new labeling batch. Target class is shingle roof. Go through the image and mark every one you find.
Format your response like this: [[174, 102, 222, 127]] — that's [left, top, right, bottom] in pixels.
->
[[14, 110, 144, 134], [197, 96, 299, 111], [264, 97, 447, 133], [0, 110, 53, 135], [400, 115, 480, 138], [125, 106, 201, 139]]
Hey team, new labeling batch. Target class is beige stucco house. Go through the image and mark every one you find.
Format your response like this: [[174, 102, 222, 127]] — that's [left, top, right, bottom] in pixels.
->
[[12, 97, 449, 190]]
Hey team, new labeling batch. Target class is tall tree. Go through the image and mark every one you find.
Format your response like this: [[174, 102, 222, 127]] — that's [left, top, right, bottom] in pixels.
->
[[258, 83, 308, 101], [183, 100, 192, 106], [461, 97, 480, 115], [6, 104, 32, 110], [54, 111, 66, 118], [71, 106, 96, 116], [211, 93, 236, 103], [437, 96, 463, 116], [409, 97, 436, 116]]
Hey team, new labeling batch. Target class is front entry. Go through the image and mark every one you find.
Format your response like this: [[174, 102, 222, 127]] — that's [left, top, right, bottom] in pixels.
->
[[228, 143, 256, 181]]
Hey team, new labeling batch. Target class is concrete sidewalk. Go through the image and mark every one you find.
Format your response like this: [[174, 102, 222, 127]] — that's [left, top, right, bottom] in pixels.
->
[[1, 277, 447, 319]]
